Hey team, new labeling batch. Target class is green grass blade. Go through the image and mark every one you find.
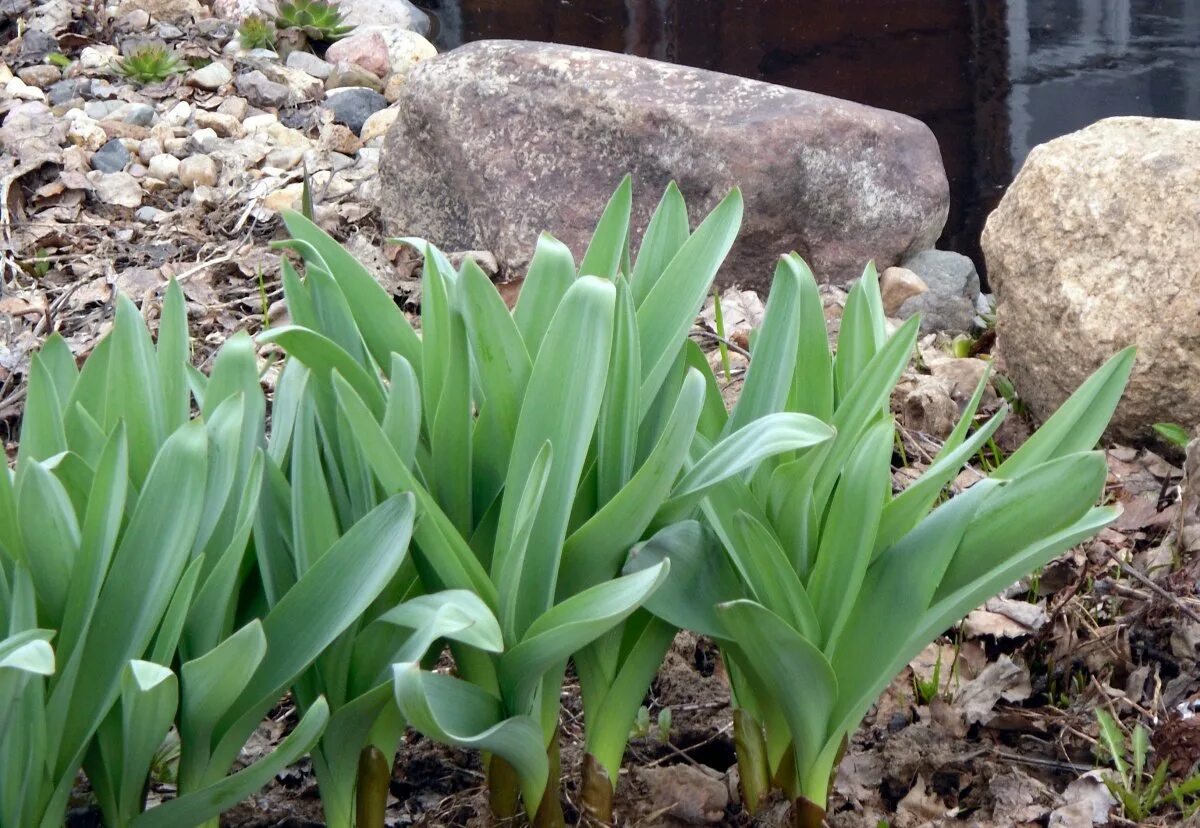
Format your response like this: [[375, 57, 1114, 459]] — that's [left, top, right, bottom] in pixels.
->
[[630, 183, 689, 308], [514, 234, 576, 357], [578, 175, 632, 280]]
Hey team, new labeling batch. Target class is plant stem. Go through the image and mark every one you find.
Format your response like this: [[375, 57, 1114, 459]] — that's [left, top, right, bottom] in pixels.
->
[[487, 756, 521, 822], [355, 745, 389, 828], [733, 709, 770, 814], [791, 796, 826, 828], [580, 753, 614, 825], [532, 727, 565, 828]]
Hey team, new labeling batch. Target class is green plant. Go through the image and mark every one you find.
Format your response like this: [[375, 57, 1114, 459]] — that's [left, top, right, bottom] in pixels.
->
[[238, 14, 276, 50], [1153, 422, 1191, 448], [275, 0, 353, 42], [263, 178, 827, 825], [624, 257, 1134, 827], [47, 52, 71, 68], [712, 285, 732, 381], [1095, 708, 1200, 820], [114, 45, 181, 85], [913, 649, 943, 705]]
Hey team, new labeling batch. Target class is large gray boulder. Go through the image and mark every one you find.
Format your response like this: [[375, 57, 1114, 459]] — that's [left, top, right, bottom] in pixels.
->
[[380, 40, 948, 289], [983, 116, 1200, 439]]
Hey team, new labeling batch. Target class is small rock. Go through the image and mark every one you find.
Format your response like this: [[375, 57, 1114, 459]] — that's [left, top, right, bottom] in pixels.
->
[[17, 65, 61, 89], [880, 266, 929, 317], [216, 95, 248, 121], [325, 63, 384, 92], [236, 70, 290, 108], [5, 77, 45, 102], [188, 127, 220, 153], [320, 122, 362, 154], [84, 100, 124, 120], [195, 110, 243, 138], [79, 45, 118, 71], [359, 106, 398, 142], [161, 101, 192, 127], [65, 111, 108, 150], [927, 357, 995, 405], [356, 27, 436, 76], [128, 162, 147, 177], [163, 136, 188, 156], [115, 10, 152, 31], [137, 137, 164, 163], [323, 87, 386, 135], [157, 23, 184, 38], [893, 374, 958, 439], [447, 250, 499, 277], [634, 765, 728, 824], [93, 172, 143, 208], [263, 182, 304, 212], [197, 18, 237, 37], [286, 50, 333, 80], [110, 102, 156, 127], [99, 119, 149, 142], [115, 0, 202, 23], [136, 205, 167, 222], [179, 154, 217, 188], [327, 151, 356, 171], [148, 153, 180, 181], [91, 138, 132, 172], [243, 112, 279, 131], [263, 146, 304, 170], [189, 61, 233, 91], [18, 29, 58, 63], [338, 0, 430, 34], [261, 64, 324, 102], [211, 0, 263, 22], [325, 31, 391, 78], [383, 72, 406, 102], [263, 122, 311, 150], [897, 249, 981, 333], [47, 78, 87, 106]]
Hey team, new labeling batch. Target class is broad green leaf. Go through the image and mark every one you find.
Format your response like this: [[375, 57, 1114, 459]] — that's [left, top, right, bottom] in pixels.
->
[[280, 210, 422, 375], [995, 347, 1135, 477], [382, 355, 422, 469], [394, 664, 549, 814], [597, 276, 641, 505], [379, 590, 505, 658], [134, 697, 330, 828], [558, 369, 704, 597], [258, 326, 385, 417], [116, 661, 178, 822], [157, 280, 190, 432], [787, 255, 834, 421], [727, 256, 802, 433], [578, 174, 632, 280], [623, 521, 745, 638], [496, 441, 553, 641], [717, 601, 836, 775], [17, 353, 67, 466], [730, 510, 821, 642], [499, 562, 669, 712], [16, 462, 80, 624], [493, 276, 616, 638], [109, 294, 166, 483], [514, 233, 576, 356], [630, 183, 689, 308], [637, 189, 743, 406]]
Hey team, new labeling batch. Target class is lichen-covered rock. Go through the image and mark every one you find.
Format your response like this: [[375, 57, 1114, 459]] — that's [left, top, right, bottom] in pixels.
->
[[380, 40, 948, 288], [982, 116, 1200, 438]]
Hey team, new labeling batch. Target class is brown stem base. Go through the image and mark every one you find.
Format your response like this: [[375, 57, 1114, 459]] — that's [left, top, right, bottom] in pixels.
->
[[579, 753, 614, 825], [355, 745, 389, 828], [791, 796, 826, 828], [532, 727, 565, 828], [488, 756, 521, 822]]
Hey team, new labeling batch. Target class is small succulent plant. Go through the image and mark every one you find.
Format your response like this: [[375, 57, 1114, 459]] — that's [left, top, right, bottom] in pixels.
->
[[114, 45, 182, 85], [238, 14, 277, 50], [275, 0, 353, 42]]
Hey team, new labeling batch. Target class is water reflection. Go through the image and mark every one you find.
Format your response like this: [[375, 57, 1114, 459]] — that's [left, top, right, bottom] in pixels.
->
[[418, 0, 1200, 272]]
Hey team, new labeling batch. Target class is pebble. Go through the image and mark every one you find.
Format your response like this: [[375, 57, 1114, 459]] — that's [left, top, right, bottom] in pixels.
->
[[65, 112, 108, 150], [383, 72, 406, 102], [235, 70, 290, 108], [137, 137, 164, 163], [188, 127, 220, 153], [325, 63, 384, 92], [243, 113, 279, 131], [84, 100, 124, 120], [286, 50, 333, 80], [319, 122, 362, 154], [161, 101, 192, 126], [136, 205, 167, 222], [148, 153, 180, 180], [323, 87, 387, 135], [164, 136, 188, 156], [179, 154, 218, 188], [93, 172, 143, 208], [263, 146, 304, 170], [18, 29, 58, 62], [189, 61, 233, 90], [359, 107, 398, 142], [5, 77, 45, 102], [91, 138, 132, 172], [110, 102, 157, 126], [115, 10, 151, 31], [263, 182, 304, 212], [158, 23, 184, 38], [79, 45, 118, 71], [47, 78, 88, 106], [325, 31, 391, 78], [195, 110, 244, 138], [216, 95, 248, 120], [17, 65, 62, 89]]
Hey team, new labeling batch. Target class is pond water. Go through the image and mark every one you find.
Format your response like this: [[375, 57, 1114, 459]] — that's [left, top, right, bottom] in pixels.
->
[[415, 0, 1200, 275]]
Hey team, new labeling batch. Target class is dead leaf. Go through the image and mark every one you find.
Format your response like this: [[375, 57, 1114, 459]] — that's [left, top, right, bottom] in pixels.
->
[[1050, 771, 1116, 826], [953, 655, 1031, 725]]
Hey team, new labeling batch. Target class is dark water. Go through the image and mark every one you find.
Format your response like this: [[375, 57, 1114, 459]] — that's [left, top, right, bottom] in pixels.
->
[[415, 0, 1200, 273]]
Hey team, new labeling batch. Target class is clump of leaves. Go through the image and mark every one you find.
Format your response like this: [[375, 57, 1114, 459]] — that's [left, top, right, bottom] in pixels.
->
[[47, 52, 72, 68], [115, 45, 181, 85], [1095, 709, 1200, 820], [238, 14, 276, 50], [1153, 422, 1191, 449], [275, 0, 353, 42]]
